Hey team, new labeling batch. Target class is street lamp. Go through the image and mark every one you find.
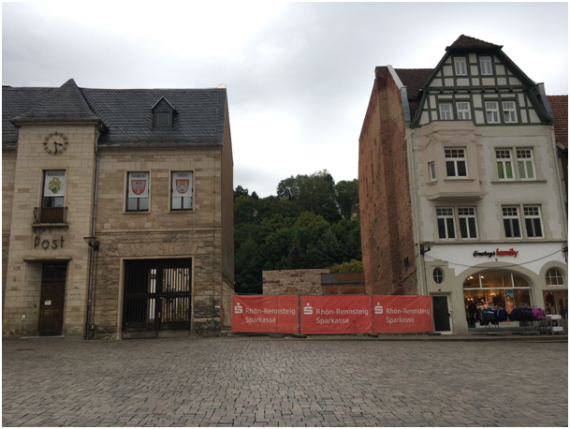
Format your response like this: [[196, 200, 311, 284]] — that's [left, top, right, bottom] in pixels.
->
[[83, 236, 100, 251]]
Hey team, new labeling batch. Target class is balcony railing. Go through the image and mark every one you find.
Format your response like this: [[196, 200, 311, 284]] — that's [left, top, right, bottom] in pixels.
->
[[33, 207, 67, 225]]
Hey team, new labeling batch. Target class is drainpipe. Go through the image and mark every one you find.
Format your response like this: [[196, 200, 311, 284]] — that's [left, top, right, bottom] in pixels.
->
[[84, 129, 100, 340]]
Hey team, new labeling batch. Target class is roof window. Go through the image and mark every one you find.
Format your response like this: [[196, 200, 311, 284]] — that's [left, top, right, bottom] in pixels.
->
[[151, 96, 175, 129]]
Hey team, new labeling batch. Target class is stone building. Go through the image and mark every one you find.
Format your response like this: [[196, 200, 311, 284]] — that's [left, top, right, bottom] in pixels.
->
[[2, 79, 234, 339], [359, 35, 567, 334]]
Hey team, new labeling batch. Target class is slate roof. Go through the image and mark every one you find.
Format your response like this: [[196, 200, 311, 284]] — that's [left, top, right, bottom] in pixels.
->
[[547, 95, 568, 148], [394, 68, 434, 119], [448, 35, 502, 49], [3, 80, 227, 149]]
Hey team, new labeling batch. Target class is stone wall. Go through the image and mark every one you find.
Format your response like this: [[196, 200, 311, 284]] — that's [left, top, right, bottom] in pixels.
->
[[2, 149, 16, 303], [358, 67, 417, 296], [263, 269, 329, 295]]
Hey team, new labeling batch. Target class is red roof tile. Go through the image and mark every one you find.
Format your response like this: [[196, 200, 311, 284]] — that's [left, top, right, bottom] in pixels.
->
[[449, 35, 501, 49], [548, 95, 568, 147]]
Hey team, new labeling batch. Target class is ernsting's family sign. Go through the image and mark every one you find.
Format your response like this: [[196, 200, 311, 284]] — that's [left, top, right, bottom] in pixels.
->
[[473, 248, 519, 258]]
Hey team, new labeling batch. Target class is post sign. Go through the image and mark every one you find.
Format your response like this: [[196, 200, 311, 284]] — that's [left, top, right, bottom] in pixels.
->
[[300, 295, 371, 334], [372, 295, 433, 333], [231, 295, 298, 333]]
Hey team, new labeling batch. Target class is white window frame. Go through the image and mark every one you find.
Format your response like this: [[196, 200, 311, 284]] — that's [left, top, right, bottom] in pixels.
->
[[445, 148, 468, 178], [171, 171, 194, 211], [546, 268, 564, 286], [480, 56, 493, 75], [454, 57, 467, 76], [502, 101, 517, 123], [439, 103, 453, 120], [495, 149, 514, 181], [502, 206, 521, 239], [456, 102, 471, 120], [486, 102, 500, 123], [127, 172, 150, 212], [457, 207, 478, 239], [428, 162, 436, 181], [516, 149, 536, 180], [523, 206, 544, 239], [436, 207, 456, 240]]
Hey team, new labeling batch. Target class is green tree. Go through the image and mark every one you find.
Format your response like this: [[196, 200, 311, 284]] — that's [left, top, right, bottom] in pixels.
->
[[335, 179, 359, 220], [234, 238, 262, 293]]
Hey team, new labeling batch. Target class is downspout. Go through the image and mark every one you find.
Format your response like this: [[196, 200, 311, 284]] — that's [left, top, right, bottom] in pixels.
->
[[84, 128, 100, 339]]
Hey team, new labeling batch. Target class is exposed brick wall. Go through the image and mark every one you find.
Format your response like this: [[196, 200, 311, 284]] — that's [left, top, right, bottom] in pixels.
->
[[358, 67, 417, 296], [263, 269, 329, 295]]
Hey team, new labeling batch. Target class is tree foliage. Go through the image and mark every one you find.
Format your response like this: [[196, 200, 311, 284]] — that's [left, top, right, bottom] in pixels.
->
[[234, 172, 362, 294]]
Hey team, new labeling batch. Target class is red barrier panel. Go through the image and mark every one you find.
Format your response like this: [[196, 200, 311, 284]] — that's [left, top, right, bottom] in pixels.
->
[[372, 295, 433, 333], [301, 295, 371, 334], [231, 295, 298, 333]]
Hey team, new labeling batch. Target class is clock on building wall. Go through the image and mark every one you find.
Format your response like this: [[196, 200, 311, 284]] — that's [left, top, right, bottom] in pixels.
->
[[43, 132, 69, 155]]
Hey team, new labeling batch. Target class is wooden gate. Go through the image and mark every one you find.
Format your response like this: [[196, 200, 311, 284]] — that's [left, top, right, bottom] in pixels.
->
[[122, 259, 192, 339], [39, 264, 67, 336]]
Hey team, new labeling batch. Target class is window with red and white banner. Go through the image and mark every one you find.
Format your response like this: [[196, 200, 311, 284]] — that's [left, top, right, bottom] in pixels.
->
[[372, 295, 433, 333], [172, 171, 193, 210], [300, 295, 371, 334], [127, 172, 149, 211], [231, 295, 298, 333]]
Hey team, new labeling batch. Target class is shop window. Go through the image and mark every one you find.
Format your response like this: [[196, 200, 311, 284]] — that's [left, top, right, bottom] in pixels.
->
[[439, 103, 453, 120], [543, 290, 568, 318], [456, 102, 471, 120], [444, 149, 467, 177], [546, 268, 564, 286], [502, 206, 521, 238], [127, 172, 149, 211], [495, 150, 514, 180], [433, 268, 444, 284], [480, 56, 492, 75], [436, 208, 455, 239], [516, 149, 535, 180], [171, 172, 193, 210], [454, 57, 467, 76], [502, 101, 517, 123], [458, 207, 478, 239], [485, 102, 499, 123]]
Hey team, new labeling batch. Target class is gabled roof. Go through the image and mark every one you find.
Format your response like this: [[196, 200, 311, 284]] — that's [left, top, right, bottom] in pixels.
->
[[3, 80, 228, 149], [150, 96, 176, 111], [10, 79, 100, 124], [548, 95, 568, 148], [448, 35, 502, 50], [393, 68, 434, 118]]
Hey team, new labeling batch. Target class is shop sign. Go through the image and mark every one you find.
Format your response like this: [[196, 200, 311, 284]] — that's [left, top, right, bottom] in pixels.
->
[[231, 295, 298, 333], [300, 295, 371, 334], [34, 236, 65, 250], [372, 296, 433, 333], [473, 248, 519, 258]]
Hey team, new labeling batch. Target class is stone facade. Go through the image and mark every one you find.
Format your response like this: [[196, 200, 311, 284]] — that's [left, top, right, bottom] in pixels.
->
[[262, 269, 329, 295]]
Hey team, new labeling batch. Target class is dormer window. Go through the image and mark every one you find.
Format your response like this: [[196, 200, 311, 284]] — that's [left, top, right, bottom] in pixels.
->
[[151, 96, 176, 129]]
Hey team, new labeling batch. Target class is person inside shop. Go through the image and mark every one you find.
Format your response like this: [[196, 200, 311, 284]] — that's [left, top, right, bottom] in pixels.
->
[[559, 299, 567, 319]]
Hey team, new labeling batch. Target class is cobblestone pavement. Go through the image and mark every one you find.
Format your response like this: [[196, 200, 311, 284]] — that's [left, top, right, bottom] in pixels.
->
[[2, 338, 568, 427]]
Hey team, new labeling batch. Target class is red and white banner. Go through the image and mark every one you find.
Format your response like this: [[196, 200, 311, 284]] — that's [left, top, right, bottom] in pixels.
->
[[128, 172, 149, 198], [231, 295, 298, 333], [300, 295, 371, 334], [372, 295, 433, 333], [172, 172, 193, 197]]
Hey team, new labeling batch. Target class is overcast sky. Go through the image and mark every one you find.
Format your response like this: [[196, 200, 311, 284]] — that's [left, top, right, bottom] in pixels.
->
[[3, 2, 568, 197]]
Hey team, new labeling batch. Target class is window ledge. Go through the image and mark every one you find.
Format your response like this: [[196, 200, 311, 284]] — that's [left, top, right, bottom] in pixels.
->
[[491, 180, 547, 184], [32, 223, 69, 232], [123, 211, 150, 215], [443, 178, 475, 182], [169, 210, 195, 214]]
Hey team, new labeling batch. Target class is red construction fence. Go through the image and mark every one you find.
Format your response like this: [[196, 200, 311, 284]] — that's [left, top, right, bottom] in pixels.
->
[[231, 295, 433, 334]]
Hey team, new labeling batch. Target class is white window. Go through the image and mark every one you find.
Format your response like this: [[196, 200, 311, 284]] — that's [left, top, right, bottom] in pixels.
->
[[445, 149, 467, 177], [127, 172, 149, 211], [502, 207, 521, 238], [454, 57, 467, 76], [502, 101, 517, 123], [171, 172, 193, 210], [439, 103, 453, 120], [480, 56, 492, 75], [433, 268, 444, 284], [486, 102, 499, 123], [428, 162, 436, 181], [546, 268, 564, 286], [456, 102, 471, 120], [458, 208, 478, 239], [516, 149, 535, 180], [495, 150, 514, 180], [437, 208, 456, 239], [523, 206, 543, 238]]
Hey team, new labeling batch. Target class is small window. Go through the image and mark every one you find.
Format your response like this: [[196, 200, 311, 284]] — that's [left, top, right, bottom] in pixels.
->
[[516, 149, 535, 180], [502, 207, 521, 238], [433, 268, 444, 284], [495, 150, 514, 180], [428, 162, 436, 181], [156, 112, 172, 127], [458, 207, 478, 239], [127, 172, 149, 211], [445, 149, 467, 177], [456, 102, 471, 120], [486, 102, 499, 123], [523, 206, 543, 238], [439, 103, 453, 120], [437, 208, 456, 239], [171, 172, 193, 210], [454, 57, 467, 76], [480, 56, 493, 75], [43, 170, 65, 208], [546, 268, 564, 286], [502, 101, 517, 123]]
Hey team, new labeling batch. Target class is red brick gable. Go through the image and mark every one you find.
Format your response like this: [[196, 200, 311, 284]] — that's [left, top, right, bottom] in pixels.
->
[[547, 95, 568, 148]]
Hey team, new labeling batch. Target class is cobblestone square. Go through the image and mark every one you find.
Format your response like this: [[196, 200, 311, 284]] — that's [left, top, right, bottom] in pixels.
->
[[2, 338, 568, 426]]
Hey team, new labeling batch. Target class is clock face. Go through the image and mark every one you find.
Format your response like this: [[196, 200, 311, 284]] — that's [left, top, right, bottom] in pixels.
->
[[43, 132, 69, 155]]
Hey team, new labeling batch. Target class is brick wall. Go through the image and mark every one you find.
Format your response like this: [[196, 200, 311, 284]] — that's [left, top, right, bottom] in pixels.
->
[[358, 67, 417, 296], [263, 269, 329, 295]]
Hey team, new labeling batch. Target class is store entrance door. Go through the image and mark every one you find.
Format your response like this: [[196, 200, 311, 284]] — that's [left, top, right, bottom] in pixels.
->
[[39, 264, 67, 336], [432, 295, 452, 334]]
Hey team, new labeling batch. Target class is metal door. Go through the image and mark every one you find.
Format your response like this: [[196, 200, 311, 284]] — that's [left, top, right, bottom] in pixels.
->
[[122, 259, 192, 338], [39, 264, 67, 336], [432, 295, 452, 334]]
